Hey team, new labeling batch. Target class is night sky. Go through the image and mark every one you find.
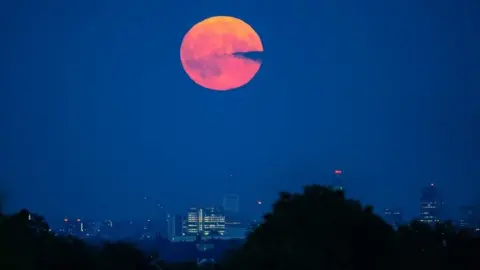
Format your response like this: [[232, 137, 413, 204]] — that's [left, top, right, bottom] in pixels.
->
[[1, 0, 479, 221]]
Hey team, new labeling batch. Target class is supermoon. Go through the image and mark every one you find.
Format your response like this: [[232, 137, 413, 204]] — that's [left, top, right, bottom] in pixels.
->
[[180, 16, 263, 91]]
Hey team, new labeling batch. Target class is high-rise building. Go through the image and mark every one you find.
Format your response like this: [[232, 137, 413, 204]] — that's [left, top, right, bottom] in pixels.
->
[[459, 205, 479, 229], [384, 208, 403, 228], [419, 184, 443, 225], [203, 207, 226, 236], [186, 207, 225, 236], [332, 169, 344, 191], [222, 194, 240, 213], [186, 208, 200, 235], [167, 214, 184, 240]]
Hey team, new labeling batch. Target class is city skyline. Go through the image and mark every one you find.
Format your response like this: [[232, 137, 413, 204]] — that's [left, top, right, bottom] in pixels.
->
[[4, 171, 477, 222], [43, 183, 480, 244], [49, 181, 478, 225], [2, 1, 479, 224]]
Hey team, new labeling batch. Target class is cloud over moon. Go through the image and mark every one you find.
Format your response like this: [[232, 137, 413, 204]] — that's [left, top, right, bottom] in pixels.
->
[[180, 16, 263, 91]]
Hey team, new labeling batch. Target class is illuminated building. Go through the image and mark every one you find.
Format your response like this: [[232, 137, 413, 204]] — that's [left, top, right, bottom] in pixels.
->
[[332, 169, 344, 191], [384, 208, 403, 228], [222, 194, 240, 213], [186, 208, 200, 235], [201, 207, 226, 236], [186, 207, 225, 236], [419, 184, 444, 225]]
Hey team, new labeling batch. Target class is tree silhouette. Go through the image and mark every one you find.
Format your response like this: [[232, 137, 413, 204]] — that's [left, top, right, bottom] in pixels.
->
[[0, 209, 158, 270], [222, 185, 395, 270], [221, 185, 480, 270]]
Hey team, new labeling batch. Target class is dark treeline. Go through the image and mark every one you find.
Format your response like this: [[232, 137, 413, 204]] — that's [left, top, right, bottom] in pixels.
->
[[1, 185, 479, 270]]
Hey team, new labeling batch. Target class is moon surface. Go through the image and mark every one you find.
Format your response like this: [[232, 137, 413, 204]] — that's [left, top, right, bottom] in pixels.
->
[[180, 16, 263, 91]]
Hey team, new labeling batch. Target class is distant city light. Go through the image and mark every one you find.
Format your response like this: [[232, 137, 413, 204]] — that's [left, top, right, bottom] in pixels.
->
[[334, 169, 343, 175], [257, 200, 262, 205]]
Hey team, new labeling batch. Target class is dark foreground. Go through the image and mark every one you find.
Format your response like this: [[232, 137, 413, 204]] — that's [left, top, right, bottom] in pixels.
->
[[1, 185, 479, 270]]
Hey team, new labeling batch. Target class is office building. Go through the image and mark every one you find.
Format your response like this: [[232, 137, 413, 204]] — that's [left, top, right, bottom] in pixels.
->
[[419, 184, 443, 225], [186, 208, 200, 235], [222, 194, 240, 213], [186, 207, 225, 236], [167, 214, 184, 240], [202, 207, 226, 236]]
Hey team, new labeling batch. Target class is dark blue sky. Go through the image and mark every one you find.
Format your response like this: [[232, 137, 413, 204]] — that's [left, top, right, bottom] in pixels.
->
[[1, 0, 479, 221]]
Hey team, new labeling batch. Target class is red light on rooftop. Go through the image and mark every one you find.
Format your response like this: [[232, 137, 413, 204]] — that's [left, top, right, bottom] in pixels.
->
[[334, 170, 343, 175]]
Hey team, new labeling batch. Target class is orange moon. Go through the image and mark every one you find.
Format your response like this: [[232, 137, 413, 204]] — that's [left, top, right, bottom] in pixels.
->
[[180, 16, 263, 91]]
